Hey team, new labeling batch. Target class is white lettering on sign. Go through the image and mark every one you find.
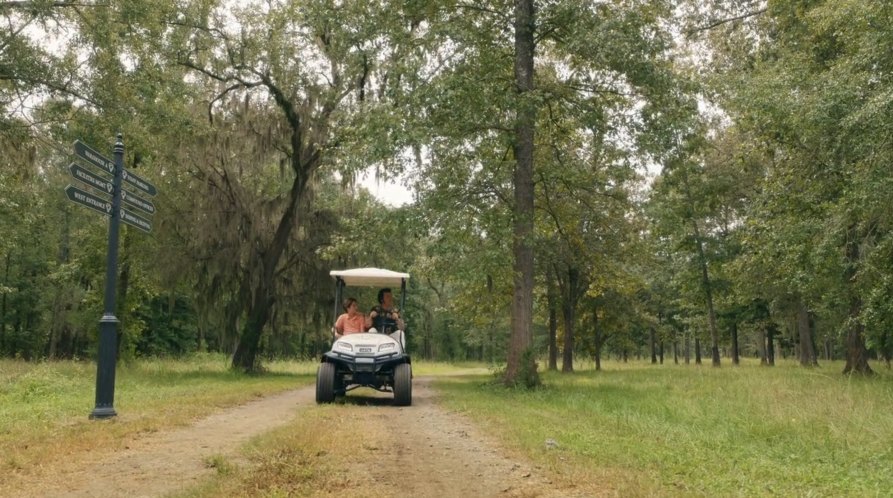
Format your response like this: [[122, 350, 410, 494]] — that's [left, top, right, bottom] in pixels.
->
[[121, 209, 152, 232], [70, 188, 111, 213], [84, 148, 113, 173], [122, 191, 155, 214]]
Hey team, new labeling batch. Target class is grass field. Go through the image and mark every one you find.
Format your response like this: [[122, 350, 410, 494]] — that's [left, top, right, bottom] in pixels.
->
[[2, 356, 892, 496], [0, 354, 316, 476], [432, 359, 893, 496]]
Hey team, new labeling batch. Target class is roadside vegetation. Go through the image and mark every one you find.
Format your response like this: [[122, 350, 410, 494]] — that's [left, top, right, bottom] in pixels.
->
[[434, 360, 893, 496], [0, 355, 315, 483], [10, 357, 884, 496], [176, 359, 893, 496]]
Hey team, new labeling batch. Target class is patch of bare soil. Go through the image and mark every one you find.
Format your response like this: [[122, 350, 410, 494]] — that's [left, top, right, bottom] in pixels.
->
[[14, 378, 592, 497]]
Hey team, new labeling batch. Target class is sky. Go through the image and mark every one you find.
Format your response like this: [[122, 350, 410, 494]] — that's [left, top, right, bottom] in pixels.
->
[[359, 169, 414, 207]]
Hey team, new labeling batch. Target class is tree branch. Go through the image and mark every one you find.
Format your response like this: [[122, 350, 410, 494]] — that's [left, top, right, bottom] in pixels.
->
[[0, 1, 100, 10], [687, 8, 767, 35]]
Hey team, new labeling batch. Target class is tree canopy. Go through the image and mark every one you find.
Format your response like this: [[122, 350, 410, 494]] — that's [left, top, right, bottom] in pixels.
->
[[1, 0, 890, 376]]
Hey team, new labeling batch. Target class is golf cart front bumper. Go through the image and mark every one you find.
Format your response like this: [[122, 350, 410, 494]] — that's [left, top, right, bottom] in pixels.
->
[[322, 350, 410, 373]]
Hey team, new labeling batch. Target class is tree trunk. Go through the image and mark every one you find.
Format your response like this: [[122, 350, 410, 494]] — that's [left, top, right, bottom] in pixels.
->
[[697, 249, 721, 365], [842, 298, 872, 375], [649, 327, 657, 364], [547, 273, 558, 371], [659, 340, 664, 364], [730, 321, 740, 365], [231, 285, 274, 371], [0, 252, 9, 355], [842, 228, 872, 375], [695, 338, 702, 365], [758, 326, 768, 366], [673, 340, 678, 364], [684, 334, 690, 364], [593, 305, 602, 371], [767, 324, 776, 366], [504, 0, 537, 387], [560, 267, 579, 373], [682, 173, 721, 367], [796, 301, 818, 367]]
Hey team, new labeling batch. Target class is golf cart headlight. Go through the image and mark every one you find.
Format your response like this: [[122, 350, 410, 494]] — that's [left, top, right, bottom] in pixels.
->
[[378, 343, 396, 352], [334, 341, 353, 352]]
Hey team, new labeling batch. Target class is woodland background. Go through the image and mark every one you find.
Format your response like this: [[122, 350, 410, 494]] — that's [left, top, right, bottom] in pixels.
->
[[1, 0, 891, 375]]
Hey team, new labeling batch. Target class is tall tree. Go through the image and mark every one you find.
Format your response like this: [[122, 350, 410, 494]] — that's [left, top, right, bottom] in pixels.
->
[[168, 0, 420, 370], [504, 0, 537, 385]]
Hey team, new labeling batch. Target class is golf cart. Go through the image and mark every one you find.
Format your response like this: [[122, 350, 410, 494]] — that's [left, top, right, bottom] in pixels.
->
[[315, 268, 412, 406]]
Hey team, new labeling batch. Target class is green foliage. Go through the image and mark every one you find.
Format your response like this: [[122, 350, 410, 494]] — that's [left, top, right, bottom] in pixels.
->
[[2, 0, 892, 374], [133, 294, 198, 357]]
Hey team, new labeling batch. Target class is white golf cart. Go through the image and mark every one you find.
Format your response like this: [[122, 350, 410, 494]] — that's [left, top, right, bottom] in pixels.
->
[[315, 268, 412, 406]]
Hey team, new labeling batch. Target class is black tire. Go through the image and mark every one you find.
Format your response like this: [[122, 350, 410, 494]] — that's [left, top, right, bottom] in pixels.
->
[[393, 363, 412, 406], [316, 362, 336, 403]]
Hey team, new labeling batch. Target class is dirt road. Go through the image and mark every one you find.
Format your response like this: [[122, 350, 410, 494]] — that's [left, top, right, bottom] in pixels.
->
[[14, 378, 589, 497]]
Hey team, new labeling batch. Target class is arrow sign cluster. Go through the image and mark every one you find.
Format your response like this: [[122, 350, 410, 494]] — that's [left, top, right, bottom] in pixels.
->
[[66, 139, 159, 233]]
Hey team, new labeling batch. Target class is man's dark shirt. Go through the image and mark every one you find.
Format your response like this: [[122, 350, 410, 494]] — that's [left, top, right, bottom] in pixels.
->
[[371, 305, 398, 333]]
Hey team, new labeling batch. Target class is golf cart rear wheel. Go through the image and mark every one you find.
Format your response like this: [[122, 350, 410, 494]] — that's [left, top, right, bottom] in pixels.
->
[[316, 362, 336, 403], [394, 363, 412, 406]]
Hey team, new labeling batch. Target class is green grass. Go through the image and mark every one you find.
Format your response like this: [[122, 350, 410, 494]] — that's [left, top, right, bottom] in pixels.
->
[[432, 358, 893, 497], [4, 356, 892, 496], [0, 354, 315, 477]]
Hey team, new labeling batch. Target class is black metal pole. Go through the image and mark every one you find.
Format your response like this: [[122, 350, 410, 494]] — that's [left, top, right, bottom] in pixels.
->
[[90, 133, 123, 420], [400, 279, 406, 311], [333, 277, 341, 327]]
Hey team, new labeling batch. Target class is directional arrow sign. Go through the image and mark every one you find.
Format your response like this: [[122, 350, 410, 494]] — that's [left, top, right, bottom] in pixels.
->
[[121, 190, 156, 215], [69, 163, 113, 196], [122, 169, 157, 197], [121, 208, 152, 233], [65, 184, 112, 217], [74, 140, 115, 175]]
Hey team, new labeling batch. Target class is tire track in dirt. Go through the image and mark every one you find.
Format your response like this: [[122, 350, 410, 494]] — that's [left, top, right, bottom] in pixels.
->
[[356, 378, 570, 497], [15, 377, 591, 497], [20, 387, 317, 498]]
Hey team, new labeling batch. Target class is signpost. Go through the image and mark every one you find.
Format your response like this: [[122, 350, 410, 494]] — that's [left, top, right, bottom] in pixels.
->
[[65, 134, 159, 419]]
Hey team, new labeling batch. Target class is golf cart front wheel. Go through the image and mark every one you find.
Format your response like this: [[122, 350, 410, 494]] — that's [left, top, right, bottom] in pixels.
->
[[316, 362, 336, 403], [394, 363, 412, 406]]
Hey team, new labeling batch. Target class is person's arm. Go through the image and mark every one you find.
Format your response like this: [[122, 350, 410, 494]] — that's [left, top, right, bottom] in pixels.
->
[[334, 314, 345, 337], [393, 310, 405, 330], [364, 313, 372, 330]]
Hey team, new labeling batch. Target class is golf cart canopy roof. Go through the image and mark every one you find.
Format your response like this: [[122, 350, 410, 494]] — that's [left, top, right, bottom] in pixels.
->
[[330, 268, 410, 287]]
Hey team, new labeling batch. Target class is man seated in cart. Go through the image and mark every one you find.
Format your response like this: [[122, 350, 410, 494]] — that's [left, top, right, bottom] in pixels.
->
[[369, 287, 406, 350]]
